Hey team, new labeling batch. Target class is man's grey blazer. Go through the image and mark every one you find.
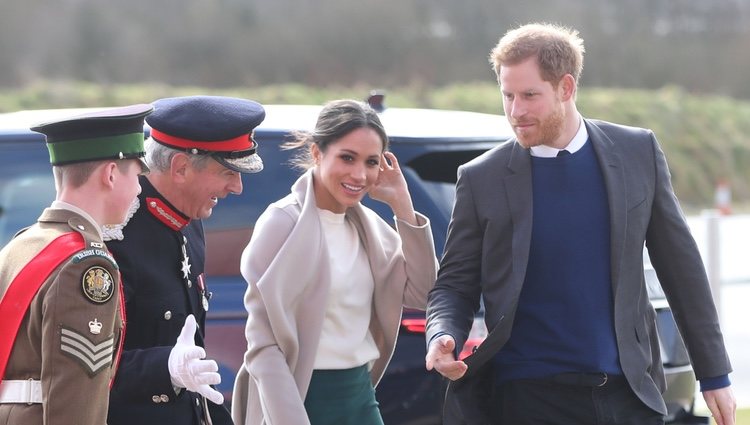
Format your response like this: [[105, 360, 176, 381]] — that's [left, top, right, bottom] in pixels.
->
[[426, 118, 732, 416]]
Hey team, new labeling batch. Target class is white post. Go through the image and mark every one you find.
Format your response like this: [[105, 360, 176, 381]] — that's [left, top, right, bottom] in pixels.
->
[[702, 209, 722, 317]]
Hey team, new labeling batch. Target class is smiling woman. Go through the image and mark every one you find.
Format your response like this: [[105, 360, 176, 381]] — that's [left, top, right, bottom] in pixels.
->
[[310, 127, 384, 214], [231, 99, 439, 425]]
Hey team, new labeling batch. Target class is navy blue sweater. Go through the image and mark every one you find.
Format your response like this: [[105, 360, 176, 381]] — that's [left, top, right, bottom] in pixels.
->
[[494, 141, 623, 382]]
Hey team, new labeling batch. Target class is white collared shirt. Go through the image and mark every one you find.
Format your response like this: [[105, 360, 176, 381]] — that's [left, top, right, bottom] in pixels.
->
[[529, 115, 588, 158]]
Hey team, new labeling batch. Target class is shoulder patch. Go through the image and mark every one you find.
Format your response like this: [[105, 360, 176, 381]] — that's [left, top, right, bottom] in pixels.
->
[[102, 197, 140, 241], [60, 327, 114, 376], [81, 266, 115, 304]]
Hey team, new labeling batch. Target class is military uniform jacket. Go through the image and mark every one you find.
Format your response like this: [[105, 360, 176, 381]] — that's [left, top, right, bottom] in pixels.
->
[[0, 207, 124, 425], [105, 176, 231, 425]]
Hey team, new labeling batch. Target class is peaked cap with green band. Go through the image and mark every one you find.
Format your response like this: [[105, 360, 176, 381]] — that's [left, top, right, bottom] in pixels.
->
[[30, 104, 153, 171]]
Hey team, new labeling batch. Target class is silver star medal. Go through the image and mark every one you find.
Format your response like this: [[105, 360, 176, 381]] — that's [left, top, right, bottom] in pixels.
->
[[180, 236, 192, 280]]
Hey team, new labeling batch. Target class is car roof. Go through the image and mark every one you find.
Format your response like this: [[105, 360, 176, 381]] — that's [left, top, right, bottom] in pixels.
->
[[0, 104, 514, 144], [258, 104, 514, 142]]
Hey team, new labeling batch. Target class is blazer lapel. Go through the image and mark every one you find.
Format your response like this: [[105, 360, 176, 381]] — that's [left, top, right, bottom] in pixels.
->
[[586, 120, 626, 292], [505, 141, 534, 293]]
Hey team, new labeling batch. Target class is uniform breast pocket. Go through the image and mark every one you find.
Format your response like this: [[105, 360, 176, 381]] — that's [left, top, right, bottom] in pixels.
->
[[138, 297, 188, 344]]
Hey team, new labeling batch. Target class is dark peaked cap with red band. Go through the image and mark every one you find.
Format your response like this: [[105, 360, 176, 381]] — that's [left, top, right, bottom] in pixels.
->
[[30, 104, 153, 172], [146, 95, 265, 173]]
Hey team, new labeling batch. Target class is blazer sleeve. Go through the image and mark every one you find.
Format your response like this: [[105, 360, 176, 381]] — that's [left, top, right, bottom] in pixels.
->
[[644, 134, 732, 379], [426, 164, 485, 350]]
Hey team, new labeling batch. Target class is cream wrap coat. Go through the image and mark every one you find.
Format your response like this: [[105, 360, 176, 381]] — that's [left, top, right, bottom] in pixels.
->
[[231, 170, 438, 425]]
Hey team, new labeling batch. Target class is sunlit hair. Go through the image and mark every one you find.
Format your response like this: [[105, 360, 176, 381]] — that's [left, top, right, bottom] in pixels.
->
[[283, 99, 389, 171], [144, 137, 212, 172], [53, 160, 134, 189], [489, 22, 585, 87]]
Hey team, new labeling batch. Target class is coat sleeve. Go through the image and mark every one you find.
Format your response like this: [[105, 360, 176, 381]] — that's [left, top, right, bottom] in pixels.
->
[[41, 254, 121, 425], [237, 205, 311, 425], [395, 211, 438, 309]]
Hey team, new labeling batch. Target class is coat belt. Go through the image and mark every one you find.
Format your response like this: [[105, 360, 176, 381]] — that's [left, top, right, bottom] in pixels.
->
[[0, 379, 42, 404]]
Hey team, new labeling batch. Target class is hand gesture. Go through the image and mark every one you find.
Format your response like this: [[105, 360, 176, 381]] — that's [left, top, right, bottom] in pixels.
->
[[425, 334, 468, 381], [369, 151, 417, 224], [168, 315, 224, 405]]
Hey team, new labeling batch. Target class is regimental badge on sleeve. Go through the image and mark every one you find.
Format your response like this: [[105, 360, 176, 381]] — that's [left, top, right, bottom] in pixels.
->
[[81, 266, 114, 304]]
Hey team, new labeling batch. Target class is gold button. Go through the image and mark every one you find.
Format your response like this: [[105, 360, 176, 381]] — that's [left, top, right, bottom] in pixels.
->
[[164, 311, 172, 320]]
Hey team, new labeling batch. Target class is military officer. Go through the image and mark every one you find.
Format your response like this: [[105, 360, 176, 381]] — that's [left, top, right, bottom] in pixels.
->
[[0, 104, 152, 425], [104, 95, 265, 425]]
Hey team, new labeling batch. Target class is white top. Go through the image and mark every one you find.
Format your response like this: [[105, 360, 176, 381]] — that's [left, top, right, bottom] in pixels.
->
[[313, 208, 379, 369]]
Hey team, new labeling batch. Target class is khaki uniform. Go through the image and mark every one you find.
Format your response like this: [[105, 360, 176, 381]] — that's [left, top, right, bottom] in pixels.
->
[[0, 207, 124, 425]]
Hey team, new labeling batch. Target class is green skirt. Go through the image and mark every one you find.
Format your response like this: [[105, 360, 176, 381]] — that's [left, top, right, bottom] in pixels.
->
[[304, 365, 384, 425]]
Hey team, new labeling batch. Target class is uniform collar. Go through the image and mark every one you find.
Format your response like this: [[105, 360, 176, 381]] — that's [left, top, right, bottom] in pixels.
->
[[139, 176, 190, 231], [51, 200, 103, 240]]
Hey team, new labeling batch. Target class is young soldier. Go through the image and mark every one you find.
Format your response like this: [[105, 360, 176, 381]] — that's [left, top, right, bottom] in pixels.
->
[[0, 104, 153, 424]]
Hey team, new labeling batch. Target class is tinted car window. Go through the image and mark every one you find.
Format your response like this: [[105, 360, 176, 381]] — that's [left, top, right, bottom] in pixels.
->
[[0, 138, 53, 246]]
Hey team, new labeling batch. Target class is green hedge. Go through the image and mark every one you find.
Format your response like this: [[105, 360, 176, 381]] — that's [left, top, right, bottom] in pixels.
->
[[2, 81, 749, 210]]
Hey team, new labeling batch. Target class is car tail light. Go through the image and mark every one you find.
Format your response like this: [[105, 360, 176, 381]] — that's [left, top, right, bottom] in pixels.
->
[[401, 318, 427, 333], [458, 316, 488, 360]]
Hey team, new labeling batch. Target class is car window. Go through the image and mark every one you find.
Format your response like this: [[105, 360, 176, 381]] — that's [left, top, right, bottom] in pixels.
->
[[0, 142, 54, 247]]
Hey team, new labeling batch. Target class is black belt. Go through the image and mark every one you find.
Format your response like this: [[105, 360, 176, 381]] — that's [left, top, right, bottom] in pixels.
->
[[549, 372, 625, 388]]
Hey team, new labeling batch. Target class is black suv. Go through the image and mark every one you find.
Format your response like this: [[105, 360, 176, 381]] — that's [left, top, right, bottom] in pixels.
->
[[0, 99, 705, 424]]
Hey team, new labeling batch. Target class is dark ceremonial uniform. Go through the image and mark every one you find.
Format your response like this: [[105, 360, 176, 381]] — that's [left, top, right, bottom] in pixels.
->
[[105, 177, 231, 425], [104, 95, 265, 425], [0, 207, 124, 425]]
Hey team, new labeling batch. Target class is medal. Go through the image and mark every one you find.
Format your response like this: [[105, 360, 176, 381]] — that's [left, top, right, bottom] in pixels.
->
[[180, 236, 192, 281], [198, 274, 210, 311]]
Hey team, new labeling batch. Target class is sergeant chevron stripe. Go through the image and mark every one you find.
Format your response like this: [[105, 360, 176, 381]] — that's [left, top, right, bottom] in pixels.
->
[[60, 327, 114, 376]]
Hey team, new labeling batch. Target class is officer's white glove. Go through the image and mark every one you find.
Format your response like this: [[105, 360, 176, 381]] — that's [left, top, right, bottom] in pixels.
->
[[168, 314, 224, 405]]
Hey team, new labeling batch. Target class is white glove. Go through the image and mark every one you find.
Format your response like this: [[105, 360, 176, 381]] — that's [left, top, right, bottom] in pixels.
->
[[168, 314, 224, 405]]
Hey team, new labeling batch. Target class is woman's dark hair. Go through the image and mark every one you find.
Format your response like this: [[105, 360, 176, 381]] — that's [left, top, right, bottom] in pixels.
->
[[283, 99, 389, 170]]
